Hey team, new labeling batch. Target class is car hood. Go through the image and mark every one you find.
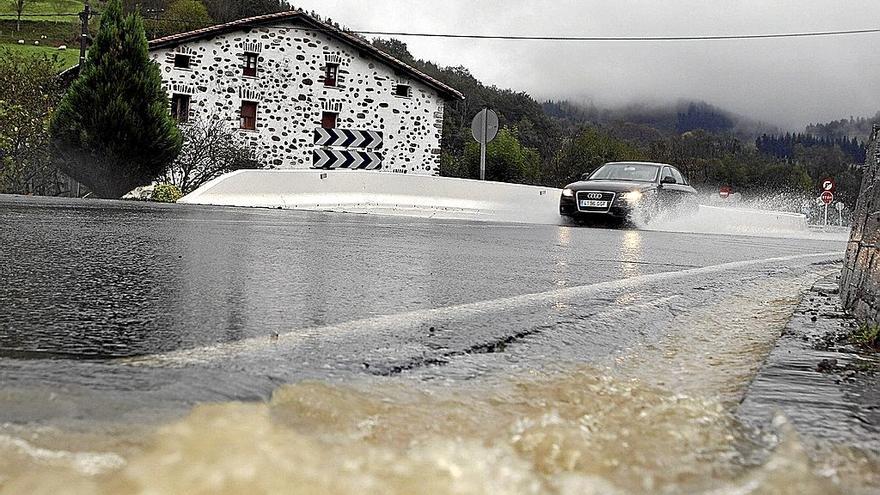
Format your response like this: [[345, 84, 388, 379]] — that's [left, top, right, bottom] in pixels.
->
[[564, 180, 656, 193]]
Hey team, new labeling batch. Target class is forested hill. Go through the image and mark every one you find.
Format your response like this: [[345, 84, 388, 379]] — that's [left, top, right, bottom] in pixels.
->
[[756, 133, 867, 164], [542, 100, 777, 140], [805, 113, 880, 142]]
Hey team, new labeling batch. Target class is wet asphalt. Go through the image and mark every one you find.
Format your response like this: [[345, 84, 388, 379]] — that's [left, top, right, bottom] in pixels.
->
[[0, 195, 848, 425]]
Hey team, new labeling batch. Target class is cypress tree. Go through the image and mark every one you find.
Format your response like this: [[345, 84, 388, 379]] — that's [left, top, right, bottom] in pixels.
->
[[49, 0, 182, 198]]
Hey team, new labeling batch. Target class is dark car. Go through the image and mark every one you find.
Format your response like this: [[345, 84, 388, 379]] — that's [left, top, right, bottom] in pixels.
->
[[559, 161, 698, 223]]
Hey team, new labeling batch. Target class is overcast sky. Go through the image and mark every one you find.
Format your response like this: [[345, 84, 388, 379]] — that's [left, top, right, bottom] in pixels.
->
[[290, 0, 880, 129]]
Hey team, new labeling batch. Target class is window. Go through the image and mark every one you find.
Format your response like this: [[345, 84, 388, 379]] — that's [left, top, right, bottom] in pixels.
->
[[394, 84, 411, 98], [324, 63, 339, 87], [171, 94, 190, 123], [321, 111, 337, 129], [240, 101, 257, 130], [243, 52, 258, 77], [670, 167, 686, 185], [589, 163, 659, 182], [661, 166, 677, 184], [173, 54, 191, 69]]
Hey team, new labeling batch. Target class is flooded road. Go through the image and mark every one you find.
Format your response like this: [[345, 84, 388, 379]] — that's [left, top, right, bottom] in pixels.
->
[[1, 195, 876, 494]]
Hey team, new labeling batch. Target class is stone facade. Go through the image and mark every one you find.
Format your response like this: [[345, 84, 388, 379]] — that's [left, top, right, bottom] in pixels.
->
[[841, 124, 880, 324], [148, 13, 459, 175]]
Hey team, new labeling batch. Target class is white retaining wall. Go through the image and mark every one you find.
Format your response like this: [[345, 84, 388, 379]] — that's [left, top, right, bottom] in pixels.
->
[[179, 170, 564, 224], [695, 205, 808, 232]]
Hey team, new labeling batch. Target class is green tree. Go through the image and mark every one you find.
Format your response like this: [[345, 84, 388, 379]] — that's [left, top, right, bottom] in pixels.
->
[[546, 126, 644, 186], [49, 0, 182, 198], [152, 0, 212, 38], [458, 127, 541, 183], [201, 0, 287, 23], [10, 0, 31, 31], [0, 49, 65, 195]]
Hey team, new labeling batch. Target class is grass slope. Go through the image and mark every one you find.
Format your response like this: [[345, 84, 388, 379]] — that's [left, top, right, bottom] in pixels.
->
[[1, 42, 80, 68], [0, 0, 84, 22]]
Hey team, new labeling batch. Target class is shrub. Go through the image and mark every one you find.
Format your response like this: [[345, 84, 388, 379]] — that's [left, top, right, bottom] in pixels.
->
[[0, 49, 65, 195], [160, 116, 260, 194], [151, 183, 182, 203], [852, 324, 880, 349]]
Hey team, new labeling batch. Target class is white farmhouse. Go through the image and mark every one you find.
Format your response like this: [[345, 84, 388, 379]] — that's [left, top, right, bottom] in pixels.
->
[[148, 11, 463, 175]]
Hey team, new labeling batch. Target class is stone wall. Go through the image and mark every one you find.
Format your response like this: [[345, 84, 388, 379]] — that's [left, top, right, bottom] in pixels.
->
[[841, 124, 880, 324], [150, 22, 446, 174]]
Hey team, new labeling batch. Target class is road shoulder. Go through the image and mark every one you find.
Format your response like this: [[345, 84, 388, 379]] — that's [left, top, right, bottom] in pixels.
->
[[739, 272, 880, 452]]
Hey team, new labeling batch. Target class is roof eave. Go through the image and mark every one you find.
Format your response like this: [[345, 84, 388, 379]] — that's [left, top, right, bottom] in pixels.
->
[[147, 12, 465, 101]]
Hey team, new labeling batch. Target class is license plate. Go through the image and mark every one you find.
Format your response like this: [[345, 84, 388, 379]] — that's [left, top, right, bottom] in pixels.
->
[[580, 200, 608, 208]]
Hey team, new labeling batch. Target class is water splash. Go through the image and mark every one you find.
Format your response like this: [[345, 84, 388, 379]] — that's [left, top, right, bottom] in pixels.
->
[[636, 192, 849, 240], [1, 367, 876, 494]]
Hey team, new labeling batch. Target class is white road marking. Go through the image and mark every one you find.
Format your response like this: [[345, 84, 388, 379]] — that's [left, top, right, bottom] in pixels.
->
[[121, 251, 841, 367]]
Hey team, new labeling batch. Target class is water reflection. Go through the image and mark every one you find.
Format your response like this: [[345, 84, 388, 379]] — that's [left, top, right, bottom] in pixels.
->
[[551, 227, 574, 309], [614, 230, 644, 305]]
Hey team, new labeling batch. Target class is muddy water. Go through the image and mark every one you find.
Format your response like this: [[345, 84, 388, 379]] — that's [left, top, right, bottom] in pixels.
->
[[1, 369, 876, 494], [2, 268, 878, 494]]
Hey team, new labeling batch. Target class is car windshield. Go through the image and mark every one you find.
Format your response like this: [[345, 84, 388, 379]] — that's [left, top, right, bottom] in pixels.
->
[[589, 163, 660, 182]]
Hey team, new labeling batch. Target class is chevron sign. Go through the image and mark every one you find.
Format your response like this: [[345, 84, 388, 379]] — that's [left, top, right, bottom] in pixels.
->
[[312, 149, 383, 170], [313, 128, 383, 149]]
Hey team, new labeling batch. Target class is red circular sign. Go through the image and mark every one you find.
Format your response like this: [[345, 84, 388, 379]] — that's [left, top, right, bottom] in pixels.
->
[[820, 191, 834, 205], [719, 186, 731, 199], [821, 178, 835, 192]]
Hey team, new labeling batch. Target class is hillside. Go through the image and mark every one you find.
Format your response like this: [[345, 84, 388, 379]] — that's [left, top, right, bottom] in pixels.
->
[[806, 113, 880, 142], [543, 100, 779, 142]]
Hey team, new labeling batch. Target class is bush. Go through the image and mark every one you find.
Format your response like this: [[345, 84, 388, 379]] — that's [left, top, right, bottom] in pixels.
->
[[151, 183, 182, 202], [853, 324, 880, 349], [160, 116, 260, 193], [0, 48, 66, 195], [461, 127, 541, 183]]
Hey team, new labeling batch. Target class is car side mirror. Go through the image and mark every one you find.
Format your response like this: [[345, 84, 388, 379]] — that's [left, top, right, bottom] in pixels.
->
[[580, 173, 591, 181], [661, 176, 677, 184]]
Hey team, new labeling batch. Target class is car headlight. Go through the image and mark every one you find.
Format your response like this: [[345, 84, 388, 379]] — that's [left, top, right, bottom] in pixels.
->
[[562, 188, 574, 197], [622, 190, 644, 203]]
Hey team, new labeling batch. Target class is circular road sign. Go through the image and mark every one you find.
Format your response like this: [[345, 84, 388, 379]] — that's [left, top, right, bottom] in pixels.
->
[[821, 178, 835, 192], [471, 108, 499, 144], [820, 191, 834, 205], [719, 186, 731, 199]]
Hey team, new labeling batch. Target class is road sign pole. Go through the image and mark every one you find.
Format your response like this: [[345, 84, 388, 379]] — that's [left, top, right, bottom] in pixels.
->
[[471, 108, 498, 181], [824, 204, 828, 226], [480, 109, 488, 180]]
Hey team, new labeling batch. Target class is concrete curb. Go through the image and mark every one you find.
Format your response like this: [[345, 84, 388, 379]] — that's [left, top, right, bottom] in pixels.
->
[[738, 272, 880, 452]]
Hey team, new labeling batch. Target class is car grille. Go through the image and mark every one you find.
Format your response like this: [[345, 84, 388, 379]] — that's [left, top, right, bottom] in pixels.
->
[[575, 190, 616, 213]]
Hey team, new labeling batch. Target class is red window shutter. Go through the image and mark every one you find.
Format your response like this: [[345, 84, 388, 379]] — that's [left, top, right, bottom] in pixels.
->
[[321, 112, 337, 129], [324, 64, 338, 87], [241, 102, 257, 130], [171, 94, 190, 123]]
